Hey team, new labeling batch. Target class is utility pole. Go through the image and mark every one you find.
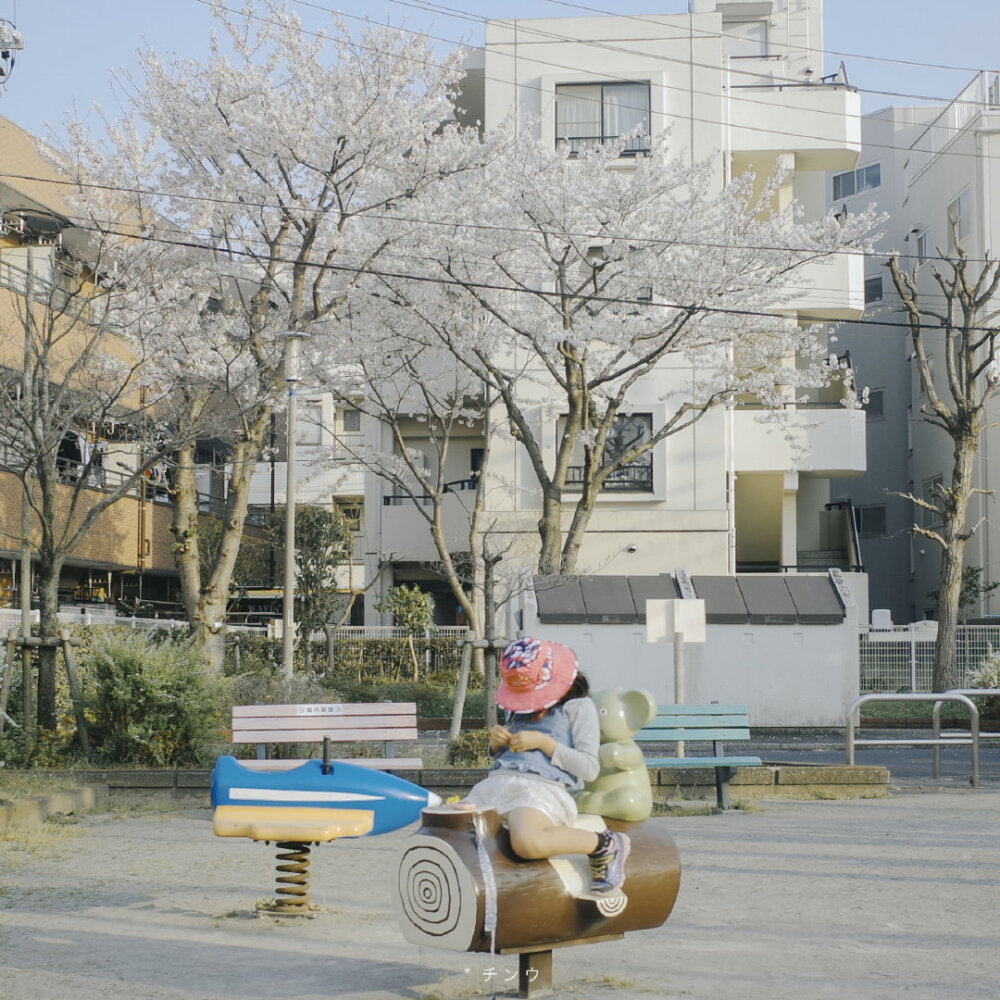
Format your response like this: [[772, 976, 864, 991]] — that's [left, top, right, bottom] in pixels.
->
[[281, 331, 307, 678], [19, 246, 34, 743]]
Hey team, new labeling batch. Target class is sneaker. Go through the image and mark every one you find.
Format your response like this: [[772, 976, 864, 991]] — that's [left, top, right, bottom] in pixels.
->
[[589, 832, 630, 894]]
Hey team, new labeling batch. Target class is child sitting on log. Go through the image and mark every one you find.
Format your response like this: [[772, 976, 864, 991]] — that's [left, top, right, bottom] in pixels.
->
[[456, 637, 629, 894]]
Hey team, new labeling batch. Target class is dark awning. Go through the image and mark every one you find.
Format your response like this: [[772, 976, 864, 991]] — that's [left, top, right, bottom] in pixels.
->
[[533, 575, 588, 624], [534, 573, 846, 626], [690, 576, 749, 624], [784, 575, 848, 624], [579, 576, 639, 624], [627, 575, 680, 623]]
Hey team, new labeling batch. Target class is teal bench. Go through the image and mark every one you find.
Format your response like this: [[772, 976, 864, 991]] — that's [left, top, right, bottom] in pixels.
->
[[636, 704, 763, 809]]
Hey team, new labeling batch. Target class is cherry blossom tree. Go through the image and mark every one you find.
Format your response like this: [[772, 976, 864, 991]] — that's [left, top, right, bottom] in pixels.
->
[[362, 132, 882, 575], [69, 0, 490, 671], [0, 209, 213, 729]]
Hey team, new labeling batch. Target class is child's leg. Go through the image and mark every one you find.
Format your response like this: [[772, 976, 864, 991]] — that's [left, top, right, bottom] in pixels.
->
[[506, 807, 600, 860]]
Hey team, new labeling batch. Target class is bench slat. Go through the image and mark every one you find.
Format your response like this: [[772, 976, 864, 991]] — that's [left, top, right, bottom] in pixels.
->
[[653, 704, 747, 715], [645, 756, 763, 768], [232, 716, 417, 733], [636, 727, 750, 742], [233, 702, 417, 719], [233, 726, 418, 744], [646, 714, 750, 727], [231, 757, 424, 771], [232, 716, 418, 735]]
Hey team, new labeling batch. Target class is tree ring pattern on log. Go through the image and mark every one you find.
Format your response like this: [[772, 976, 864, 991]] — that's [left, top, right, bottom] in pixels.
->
[[395, 835, 478, 951]]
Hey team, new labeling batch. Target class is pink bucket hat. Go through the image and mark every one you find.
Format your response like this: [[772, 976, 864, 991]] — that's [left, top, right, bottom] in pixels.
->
[[496, 637, 578, 713]]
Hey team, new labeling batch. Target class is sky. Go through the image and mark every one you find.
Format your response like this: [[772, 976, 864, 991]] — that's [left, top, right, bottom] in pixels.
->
[[1, 0, 1000, 139]]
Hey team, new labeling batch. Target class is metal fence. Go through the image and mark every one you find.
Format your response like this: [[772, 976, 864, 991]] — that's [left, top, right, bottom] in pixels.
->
[[0, 607, 266, 636], [859, 624, 1000, 693]]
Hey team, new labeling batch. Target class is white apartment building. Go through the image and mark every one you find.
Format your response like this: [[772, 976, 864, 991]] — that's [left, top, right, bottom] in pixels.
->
[[831, 72, 1000, 625], [251, 0, 868, 626]]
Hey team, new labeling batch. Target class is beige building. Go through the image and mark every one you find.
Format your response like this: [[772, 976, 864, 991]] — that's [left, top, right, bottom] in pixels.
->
[[352, 0, 867, 623]]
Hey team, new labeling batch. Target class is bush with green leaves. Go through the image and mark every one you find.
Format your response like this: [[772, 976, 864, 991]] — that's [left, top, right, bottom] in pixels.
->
[[969, 648, 1000, 718], [446, 728, 490, 767], [85, 630, 226, 767]]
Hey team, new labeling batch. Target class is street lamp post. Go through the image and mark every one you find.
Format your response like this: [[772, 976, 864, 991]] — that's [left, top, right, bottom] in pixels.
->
[[282, 331, 307, 678]]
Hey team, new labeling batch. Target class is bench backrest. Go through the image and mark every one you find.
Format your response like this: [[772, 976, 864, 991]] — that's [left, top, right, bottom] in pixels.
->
[[231, 702, 419, 746], [636, 704, 751, 744]]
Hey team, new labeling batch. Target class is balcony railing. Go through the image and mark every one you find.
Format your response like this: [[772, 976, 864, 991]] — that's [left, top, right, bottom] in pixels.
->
[[908, 70, 1000, 183], [556, 134, 652, 157], [565, 463, 653, 492], [382, 478, 478, 505]]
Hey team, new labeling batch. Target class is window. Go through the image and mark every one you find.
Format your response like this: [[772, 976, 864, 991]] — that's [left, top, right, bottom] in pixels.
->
[[296, 400, 324, 446], [865, 387, 885, 420], [724, 19, 768, 58], [947, 190, 970, 247], [915, 230, 929, 266], [555, 82, 651, 156], [335, 500, 362, 533], [856, 504, 887, 538], [341, 408, 361, 433], [864, 275, 883, 304], [832, 163, 881, 201], [563, 412, 654, 492]]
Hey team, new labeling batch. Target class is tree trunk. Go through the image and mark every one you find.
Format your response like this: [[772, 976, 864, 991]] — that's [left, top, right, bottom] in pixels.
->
[[482, 557, 498, 728], [537, 488, 564, 576], [172, 424, 271, 675], [932, 435, 977, 691], [35, 566, 61, 731]]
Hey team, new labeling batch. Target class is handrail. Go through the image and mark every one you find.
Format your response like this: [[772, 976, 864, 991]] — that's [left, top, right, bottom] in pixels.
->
[[932, 689, 1000, 778], [845, 692, 980, 788]]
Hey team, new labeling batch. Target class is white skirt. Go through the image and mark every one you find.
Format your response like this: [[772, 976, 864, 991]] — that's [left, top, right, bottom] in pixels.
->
[[463, 770, 579, 827]]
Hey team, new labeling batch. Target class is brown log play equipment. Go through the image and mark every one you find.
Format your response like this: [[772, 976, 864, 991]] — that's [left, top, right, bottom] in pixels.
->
[[393, 805, 681, 997]]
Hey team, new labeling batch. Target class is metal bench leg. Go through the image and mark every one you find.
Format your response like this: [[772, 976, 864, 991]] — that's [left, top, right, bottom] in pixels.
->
[[715, 767, 734, 810]]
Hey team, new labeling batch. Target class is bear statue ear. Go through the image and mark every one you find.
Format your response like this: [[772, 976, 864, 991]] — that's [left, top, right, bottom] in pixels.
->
[[622, 689, 657, 730]]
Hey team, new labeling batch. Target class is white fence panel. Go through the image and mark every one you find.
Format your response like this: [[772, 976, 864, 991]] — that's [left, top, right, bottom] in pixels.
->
[[859, 624, 1000, 692]]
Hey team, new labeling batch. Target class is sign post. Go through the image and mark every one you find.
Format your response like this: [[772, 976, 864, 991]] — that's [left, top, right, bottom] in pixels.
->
[[646, 598, 706, 757]]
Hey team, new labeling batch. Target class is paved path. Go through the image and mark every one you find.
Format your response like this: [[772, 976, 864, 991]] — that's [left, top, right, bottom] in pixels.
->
[[1, 788, 997, 999]]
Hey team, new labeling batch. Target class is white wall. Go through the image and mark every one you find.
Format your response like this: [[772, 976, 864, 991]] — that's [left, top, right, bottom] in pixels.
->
[[514, 572, 865, 727]]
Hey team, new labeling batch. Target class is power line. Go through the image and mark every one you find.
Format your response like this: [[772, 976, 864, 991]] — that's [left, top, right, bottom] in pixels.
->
[[29, 210, 994, 335], [197, 0, 1000, 170]]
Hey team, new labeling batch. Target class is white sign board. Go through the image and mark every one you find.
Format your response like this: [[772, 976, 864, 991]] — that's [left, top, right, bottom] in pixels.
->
[[645, 599, 706, 644]]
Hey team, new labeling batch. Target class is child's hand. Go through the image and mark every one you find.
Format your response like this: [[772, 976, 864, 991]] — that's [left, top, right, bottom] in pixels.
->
[[488, 725, 513, 753], [508, 730, 556, 756]]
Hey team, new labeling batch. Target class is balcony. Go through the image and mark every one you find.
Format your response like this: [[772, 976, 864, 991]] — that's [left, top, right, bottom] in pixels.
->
[[780, 250, 865, 322], [734, 404, 866, 478], [380, 488, 473, 560], [727, 82, 861, 172]]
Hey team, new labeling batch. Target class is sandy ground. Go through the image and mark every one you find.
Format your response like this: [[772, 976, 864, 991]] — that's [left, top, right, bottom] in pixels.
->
[[1, 790, 998, 1000]]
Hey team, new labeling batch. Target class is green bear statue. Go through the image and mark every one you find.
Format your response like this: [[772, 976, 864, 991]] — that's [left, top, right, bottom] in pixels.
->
[[577, 688, 657, 822]]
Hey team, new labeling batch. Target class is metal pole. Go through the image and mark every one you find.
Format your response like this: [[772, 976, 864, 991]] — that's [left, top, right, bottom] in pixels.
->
[[673, 630, 685, 758], [20, 248, 35, 744], [282, 333, 304, 678]]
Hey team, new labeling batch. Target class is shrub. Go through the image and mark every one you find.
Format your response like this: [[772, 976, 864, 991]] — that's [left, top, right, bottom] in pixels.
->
[[446, 728, 491, 767], [969, 649, 1000, 718], [85, 630, 226, 767]]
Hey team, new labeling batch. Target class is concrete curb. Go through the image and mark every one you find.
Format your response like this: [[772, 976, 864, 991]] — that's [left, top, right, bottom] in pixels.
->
[[0, 784, 109, 832], [2, 761, 889, 828]]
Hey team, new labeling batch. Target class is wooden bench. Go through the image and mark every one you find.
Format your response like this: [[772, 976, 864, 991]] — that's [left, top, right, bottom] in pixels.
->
[[636, 703, 762, 809], [229, 701, 422, 771]]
